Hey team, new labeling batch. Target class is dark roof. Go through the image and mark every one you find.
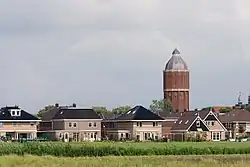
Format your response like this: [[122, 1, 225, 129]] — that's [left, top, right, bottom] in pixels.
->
[[171, 114, 198, 131], [0, 106, 39, 121], [41, 107, 59, 121], [158, 111, 183, 119], [115, 105, 164, 121], [218, 109, 250, 122], [52, 108, 102, 120]]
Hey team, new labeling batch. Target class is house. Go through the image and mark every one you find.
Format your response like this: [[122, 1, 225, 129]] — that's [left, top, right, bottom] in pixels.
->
[[158, 111, 182, 138], [171, 110, 227, 141], [171, 112, 209, 141], [0, 106, 40, 140], [102, 105, 165, 141], [219, 109, 250, 139], [38, 103, 102, 142]]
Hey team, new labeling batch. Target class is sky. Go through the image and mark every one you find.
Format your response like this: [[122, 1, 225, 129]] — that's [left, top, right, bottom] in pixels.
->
[[1, 0, 250, 113]]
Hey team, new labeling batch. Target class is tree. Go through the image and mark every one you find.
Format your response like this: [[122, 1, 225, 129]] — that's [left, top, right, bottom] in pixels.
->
[[238, 125, 245, 134], [246, 105, 250, 112], [92, 106, 110, 114], [219, 107, 233, 113], [149, 99, 173, 113], [111, 105, 132, 115], [36, 105, 55, 118]]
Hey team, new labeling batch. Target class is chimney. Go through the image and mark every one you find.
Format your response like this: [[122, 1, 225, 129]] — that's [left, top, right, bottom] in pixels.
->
[[55, 103, 59, 107], [72, 103, 76, 107]]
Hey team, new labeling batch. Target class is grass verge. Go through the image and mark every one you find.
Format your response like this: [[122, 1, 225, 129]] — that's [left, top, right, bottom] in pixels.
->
[[1, 155, 250, 167]]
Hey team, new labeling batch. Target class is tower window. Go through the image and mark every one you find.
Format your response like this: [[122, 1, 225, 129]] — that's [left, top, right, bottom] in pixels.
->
[[196, 120, 200, 127]]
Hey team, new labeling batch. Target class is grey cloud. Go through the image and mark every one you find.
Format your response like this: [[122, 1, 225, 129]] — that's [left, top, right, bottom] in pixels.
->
[[1, 0, 250, 113]]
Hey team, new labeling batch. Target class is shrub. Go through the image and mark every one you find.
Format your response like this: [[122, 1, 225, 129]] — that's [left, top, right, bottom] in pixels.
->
[[0, 142, 249, 157]]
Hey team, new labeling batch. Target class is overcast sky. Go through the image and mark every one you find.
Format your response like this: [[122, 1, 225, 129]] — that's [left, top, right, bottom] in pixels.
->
[[1, 0, 250, 113]]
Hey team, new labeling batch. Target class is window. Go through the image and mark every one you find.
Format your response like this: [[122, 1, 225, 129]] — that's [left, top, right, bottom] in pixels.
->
[[12, 122, 18, 126], [137, 122, 142, 127], [73, 123, 77, 127], [89, 123, 92, 127], [196, 120, 200, 127], [212, 132, 220, 141], [16, 111, 20, 116], [69, 123, 72, 127], [93, 122, 96, 127], [12, 111, 15, 115], [30, 123, 34, 126], [211, 122, 215, 126], [153, 122, 158, 127]]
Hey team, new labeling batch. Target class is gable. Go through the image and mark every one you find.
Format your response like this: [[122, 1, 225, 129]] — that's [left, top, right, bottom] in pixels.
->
[[188, 118, 209, 132]]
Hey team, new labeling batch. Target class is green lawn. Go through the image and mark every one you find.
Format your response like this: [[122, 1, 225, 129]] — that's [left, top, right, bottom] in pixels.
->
[[1, 155, 250, 167]]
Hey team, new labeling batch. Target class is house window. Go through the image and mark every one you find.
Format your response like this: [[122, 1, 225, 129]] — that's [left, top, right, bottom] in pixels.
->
[[69, 123, 72, 127], [89, 123, 92, 127], [153, 122, 156, 127], [12, 122, 18, 126], [211, 122, 215, 126], [196, 120, 200, 127], [212, 132, 220, 141], [30, 123, 34, 126], [137, 122, 142, 127], [73, 123, 77, 127], [93, 122, 96, 127], [153, 122, 158, 127], [16, 111, 20, 116]]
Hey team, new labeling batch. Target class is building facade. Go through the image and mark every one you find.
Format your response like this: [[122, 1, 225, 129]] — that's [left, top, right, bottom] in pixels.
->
[[0, 106, 40, 140], [163, 48, 190, 112], [102, 105, 165, 141], [38, 104, 102, 141]]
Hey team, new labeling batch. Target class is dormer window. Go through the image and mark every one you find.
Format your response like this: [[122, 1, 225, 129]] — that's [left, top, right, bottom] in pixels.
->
[[10, 109, 21, 117]]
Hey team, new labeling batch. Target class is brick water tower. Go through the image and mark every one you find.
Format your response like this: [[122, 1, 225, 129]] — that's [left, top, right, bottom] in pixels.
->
[[163, 48, 189, 112]]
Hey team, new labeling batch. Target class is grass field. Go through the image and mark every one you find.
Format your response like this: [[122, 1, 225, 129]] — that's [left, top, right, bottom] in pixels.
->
[[1, 155, 250, 167], [69, 141, 250, 148], [1, 141, 250, 157]]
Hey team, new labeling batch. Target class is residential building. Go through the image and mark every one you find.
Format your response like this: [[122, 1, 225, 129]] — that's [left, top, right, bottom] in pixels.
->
[[102, 105, 165, 141], [219, 109, 250, 139], [158, 111, 182, 138], [0, 106, 40, 140], [38, 103, 102, 142], [170, 110, 227, 141], [163, 48, 190, 112]]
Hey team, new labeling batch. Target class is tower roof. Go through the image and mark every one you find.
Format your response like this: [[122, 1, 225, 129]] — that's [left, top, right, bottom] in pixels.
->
[[165, 48, 188, 71]]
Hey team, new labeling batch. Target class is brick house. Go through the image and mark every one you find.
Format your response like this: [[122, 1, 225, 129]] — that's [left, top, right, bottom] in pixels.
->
[[170, 110, 227, 141], [102, 105, 165, 141], [219, 109, 250, 139], [0, 106, 40, 140], [38, 104, 102, 141]]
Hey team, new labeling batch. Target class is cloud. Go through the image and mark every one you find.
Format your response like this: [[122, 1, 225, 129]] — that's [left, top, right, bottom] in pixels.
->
[[1, 0, 250, 112]]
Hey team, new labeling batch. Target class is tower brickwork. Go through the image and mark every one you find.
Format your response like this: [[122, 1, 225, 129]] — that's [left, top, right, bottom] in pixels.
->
[[163, 48, 189, 112]]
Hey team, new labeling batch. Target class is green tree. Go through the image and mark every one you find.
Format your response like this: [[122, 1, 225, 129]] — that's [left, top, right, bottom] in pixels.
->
[[111, 105, 132, 115], [36, 105, 55, 118], [219, 107, 233, 113], [246, 105, 250, 112], [92, 106, 110, 114], [149, 99, 173, 113]]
